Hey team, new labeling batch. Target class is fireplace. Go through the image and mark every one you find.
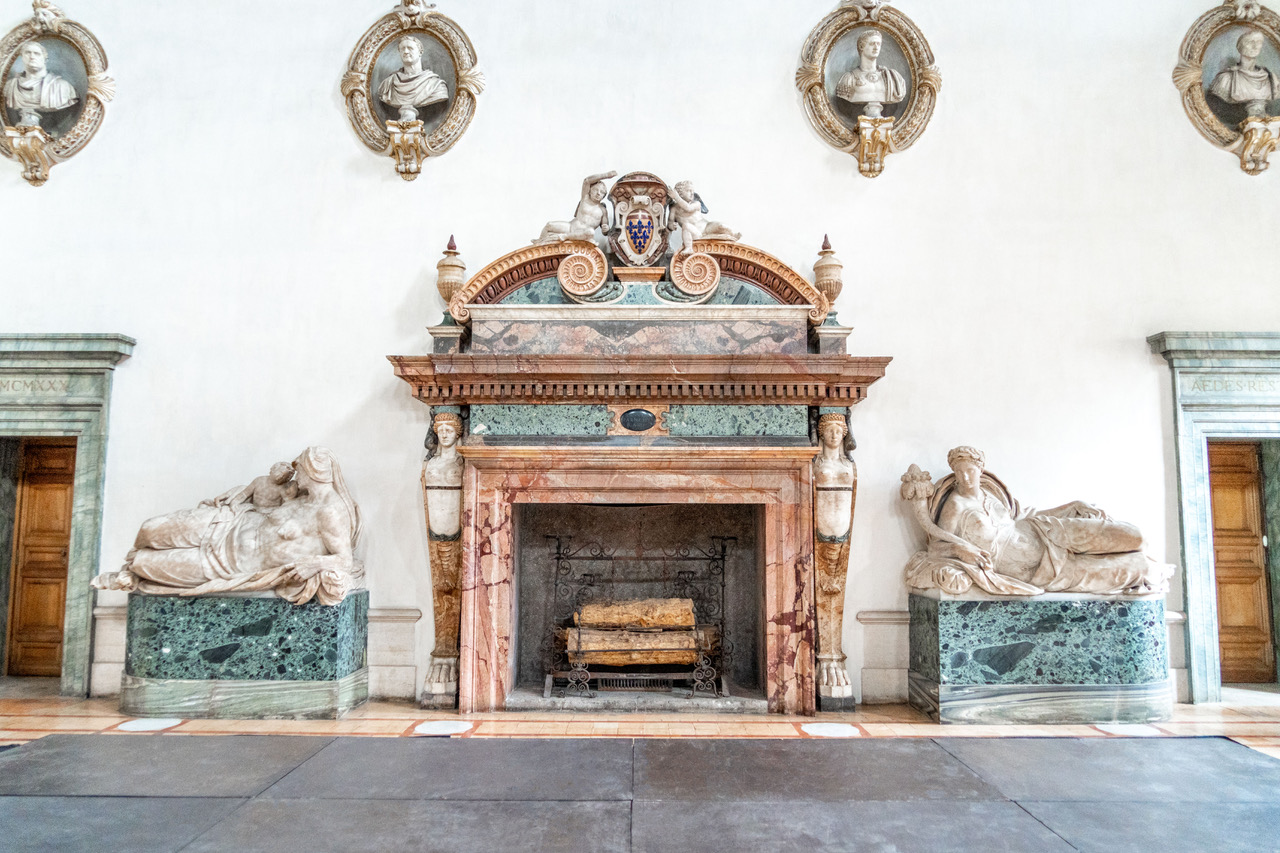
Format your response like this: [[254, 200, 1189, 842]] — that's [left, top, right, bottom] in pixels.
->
[[515, 504, 762, 702], [390, 177, 889, 714]]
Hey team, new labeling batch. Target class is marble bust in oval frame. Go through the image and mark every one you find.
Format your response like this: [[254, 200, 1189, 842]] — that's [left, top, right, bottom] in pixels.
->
[[0, 1, 114, 186], [1175, 1, 1280, 174], [341, 1, 484, 181], [796, 1, 941, 178]]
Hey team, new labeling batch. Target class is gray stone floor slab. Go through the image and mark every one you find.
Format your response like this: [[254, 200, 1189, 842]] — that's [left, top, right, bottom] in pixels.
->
[[634, 738, 1002, 802], [0, 734, 331, 797], [1022, 800, 1280, 853], [0, 796, 246, 853], [264, 737, 634, 801], [936, 736, 1280, 802], [632, 800, 1074, 853], [183, 799, 631, 853]]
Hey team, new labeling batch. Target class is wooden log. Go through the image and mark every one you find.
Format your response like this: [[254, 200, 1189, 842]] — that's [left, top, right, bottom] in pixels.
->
[[574, 598, 696, 629], [561, 627, 719, 667]]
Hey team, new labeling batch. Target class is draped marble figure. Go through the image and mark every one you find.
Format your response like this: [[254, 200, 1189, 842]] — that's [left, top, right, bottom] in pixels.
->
[[92, 447, 363, 606], [378, 35, 448, 122], [1209, 29, 1280, 117], [900, 447, 1173, 597], [4, 41, 77, 128]]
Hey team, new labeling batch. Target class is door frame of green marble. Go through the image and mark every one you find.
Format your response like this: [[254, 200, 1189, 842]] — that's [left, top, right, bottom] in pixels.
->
[[1150, 333, 1280, 704], [0, 335, 134, 696]]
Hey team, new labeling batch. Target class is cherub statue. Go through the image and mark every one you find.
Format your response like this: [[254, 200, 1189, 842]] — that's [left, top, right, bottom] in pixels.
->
[[200, 461, 298, 509], [533, 171, 617, 245], [667, 181, 741, 253]]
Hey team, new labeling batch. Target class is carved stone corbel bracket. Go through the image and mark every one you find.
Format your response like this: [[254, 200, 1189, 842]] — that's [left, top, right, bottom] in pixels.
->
[[668, 249, 722, 303], [1175, 1, 1280, 174], [797, 1, 940, 178], [342, 2, 483, 181], [0, 1, 115, 186], [557, 244, 610, 303]]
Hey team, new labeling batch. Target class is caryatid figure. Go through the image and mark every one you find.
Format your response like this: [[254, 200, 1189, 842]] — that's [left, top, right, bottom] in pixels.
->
[[813, 412, 856, 703], [422, 411, 464, 706]]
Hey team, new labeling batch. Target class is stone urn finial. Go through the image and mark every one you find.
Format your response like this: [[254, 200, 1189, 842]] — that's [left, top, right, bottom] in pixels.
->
[[436, 235, 466, 304], [813, 235, 844, 304]]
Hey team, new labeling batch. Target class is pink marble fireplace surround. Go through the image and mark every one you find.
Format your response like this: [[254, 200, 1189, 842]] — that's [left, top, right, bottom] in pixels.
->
[[457, 445, 818, 716]]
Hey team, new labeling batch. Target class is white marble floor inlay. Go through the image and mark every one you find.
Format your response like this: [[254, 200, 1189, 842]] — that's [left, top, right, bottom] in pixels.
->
[[800, 722, 861, 738], [413, 720, 474, 736], [117, 718, 184, 732], [1095, 724, 1164, 737]]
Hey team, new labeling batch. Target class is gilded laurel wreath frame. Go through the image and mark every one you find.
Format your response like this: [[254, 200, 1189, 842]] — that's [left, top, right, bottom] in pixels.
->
[[341, 2, 483, 180], [0, 2, 114, 186], [796, 1, 941, 177], [1174, 1, 1280, 173]]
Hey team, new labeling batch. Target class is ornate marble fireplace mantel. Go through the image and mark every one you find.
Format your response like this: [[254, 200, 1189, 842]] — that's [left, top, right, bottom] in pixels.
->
[[390, 171, 891, 714]]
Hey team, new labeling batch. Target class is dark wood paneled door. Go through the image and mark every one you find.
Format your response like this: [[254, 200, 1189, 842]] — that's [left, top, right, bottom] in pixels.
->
[[1209, 441, 1276, 684], [6, 440, 76, 677]]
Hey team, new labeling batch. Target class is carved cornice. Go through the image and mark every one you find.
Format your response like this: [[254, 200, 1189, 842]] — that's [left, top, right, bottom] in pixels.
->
[[448, 241, 586, 323], [388, 353, 891, 406], [449, 240, 830, 326], [697, 242, 831, 325]]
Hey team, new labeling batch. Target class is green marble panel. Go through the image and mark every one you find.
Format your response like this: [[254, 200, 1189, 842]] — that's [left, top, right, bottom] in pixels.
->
[[665, 405, 809, 437], [120, 669, 368, 720], [910, 594, 1169, 687], [125, 591, 368, 682], [471, 404, 611, 436], [495, 276, 784, 307]]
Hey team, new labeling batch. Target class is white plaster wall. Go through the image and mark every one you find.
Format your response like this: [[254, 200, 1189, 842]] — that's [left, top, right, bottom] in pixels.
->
[[3, 0, 1276, 701]]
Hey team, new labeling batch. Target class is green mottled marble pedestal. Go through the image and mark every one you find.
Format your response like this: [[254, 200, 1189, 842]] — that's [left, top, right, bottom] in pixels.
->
[[908, 593, 1172, 724], [121, 591, 369, 720]]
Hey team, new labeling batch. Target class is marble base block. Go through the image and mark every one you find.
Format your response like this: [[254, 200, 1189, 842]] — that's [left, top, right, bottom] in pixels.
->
[[817, 693, 857, 712], [121, 591, 369, 719], [908, 593, 1172, 725]]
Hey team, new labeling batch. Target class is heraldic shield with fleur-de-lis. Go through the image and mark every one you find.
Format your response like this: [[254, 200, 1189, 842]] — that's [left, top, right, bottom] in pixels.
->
[[625, 211, 655, 256]]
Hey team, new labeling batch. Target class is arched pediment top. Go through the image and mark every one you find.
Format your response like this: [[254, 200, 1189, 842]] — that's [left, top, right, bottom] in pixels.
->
[[447, 240, 830, 326]]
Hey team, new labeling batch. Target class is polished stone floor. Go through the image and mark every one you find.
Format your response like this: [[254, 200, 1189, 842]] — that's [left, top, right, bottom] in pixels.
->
[[2, 733, 1280, 852]]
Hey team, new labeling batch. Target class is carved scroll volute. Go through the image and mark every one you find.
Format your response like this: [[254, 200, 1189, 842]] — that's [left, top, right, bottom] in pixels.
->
[[813, 411, 856, 704], [422, 409, 464, 708], [1175, 1, 1280, 174], [0, 1, 115, 186]]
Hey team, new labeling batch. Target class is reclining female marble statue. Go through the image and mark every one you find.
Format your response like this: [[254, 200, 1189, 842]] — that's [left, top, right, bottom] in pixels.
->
[[92, 447, 363, 606], [900, 446, 1172, 597]]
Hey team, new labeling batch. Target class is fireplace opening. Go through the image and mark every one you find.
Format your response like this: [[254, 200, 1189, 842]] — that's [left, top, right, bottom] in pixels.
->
[[512, 504, 764, 709]]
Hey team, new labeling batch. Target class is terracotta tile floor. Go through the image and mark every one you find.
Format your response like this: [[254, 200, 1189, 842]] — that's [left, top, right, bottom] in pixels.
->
[[0, 691, 1277, 762]]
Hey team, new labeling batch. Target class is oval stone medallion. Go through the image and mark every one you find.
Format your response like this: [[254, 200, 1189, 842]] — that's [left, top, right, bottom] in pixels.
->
[[620, 409, 657, 432]]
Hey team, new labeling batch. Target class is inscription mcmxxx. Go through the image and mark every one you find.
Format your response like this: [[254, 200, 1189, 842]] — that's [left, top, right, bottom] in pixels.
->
[[0, 377, 71, 395]]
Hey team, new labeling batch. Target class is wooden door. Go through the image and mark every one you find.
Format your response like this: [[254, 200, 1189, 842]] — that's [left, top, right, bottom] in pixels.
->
[[1209, 442, 1276, 683], [6, 440, 75, 677]]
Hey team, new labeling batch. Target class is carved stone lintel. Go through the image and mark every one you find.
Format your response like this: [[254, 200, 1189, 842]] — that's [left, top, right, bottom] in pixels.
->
[[5, 127, 53, 187], [852, 115, 895, 178], [1238, 115, 1280, 173], [387, 120, 430, 180]]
